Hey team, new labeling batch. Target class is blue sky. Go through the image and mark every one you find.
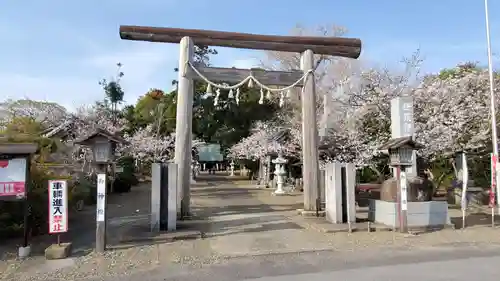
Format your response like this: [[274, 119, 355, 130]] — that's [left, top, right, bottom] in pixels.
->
[[1, 0, 499, 110]]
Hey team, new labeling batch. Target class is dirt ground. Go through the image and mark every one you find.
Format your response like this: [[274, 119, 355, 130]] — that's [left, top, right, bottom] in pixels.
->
[[2, 173, 500, 281]]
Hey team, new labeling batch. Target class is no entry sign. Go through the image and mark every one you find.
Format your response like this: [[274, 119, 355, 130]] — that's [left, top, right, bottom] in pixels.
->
[[48, 180, 68, 234]]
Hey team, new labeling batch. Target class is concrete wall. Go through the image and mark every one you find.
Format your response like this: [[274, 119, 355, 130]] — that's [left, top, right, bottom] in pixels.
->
[[368, 200, 451, 228]]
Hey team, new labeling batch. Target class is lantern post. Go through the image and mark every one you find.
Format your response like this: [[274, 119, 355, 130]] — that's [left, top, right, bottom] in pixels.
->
[[380, 137, 424, 233], [75, 129, 126, 253]]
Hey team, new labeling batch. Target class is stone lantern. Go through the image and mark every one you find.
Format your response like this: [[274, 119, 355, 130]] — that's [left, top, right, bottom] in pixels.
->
[[378, 136, 424, 232], [229, 160, 235, 177], [75, 128, 126, 253], [75, 129, 125, 165], [75, 129, 126, 194], [272, 154, 288, 195]]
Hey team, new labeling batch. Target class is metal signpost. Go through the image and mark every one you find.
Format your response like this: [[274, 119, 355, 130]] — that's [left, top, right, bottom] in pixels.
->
[[48, 180, 68, 244]]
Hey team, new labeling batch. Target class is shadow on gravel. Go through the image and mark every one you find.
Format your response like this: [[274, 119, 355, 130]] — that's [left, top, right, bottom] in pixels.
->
[[451, 212, 500, 229]]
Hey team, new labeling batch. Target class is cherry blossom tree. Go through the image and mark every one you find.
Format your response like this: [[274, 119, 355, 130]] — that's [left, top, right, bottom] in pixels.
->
[[414, 64, 500, 158], [228, 119, 300, 160], [0, 99, 68, 128], [120, 124, 175, 163]]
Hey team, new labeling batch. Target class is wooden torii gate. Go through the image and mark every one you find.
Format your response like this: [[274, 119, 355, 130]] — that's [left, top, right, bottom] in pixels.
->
[[119, 25, 362, 218]]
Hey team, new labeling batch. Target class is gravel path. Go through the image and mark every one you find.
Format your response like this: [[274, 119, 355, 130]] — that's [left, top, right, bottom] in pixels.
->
[[3, 181, 500, 281]]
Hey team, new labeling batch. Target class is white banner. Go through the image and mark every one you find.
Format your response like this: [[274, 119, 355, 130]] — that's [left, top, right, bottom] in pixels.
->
[[461, 153, 468, 211], [96, 174, 106, 222], [48, 180, 68, 234]]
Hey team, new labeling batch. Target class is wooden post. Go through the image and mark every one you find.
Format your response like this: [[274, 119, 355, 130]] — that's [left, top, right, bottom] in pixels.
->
[[96, 166, 107, 252], [22, 155, 31, 248], [300, 49, 320, 212], [174, 36, 194, 218], [398, 166, 409, 233]]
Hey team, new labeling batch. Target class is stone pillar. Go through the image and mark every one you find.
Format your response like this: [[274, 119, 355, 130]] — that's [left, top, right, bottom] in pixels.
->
[[325, 162, 356, 224], [325, 162, 342, 223], [151, 163, 178, 231], [390, 97, 417, 178], [319, 169, 325, 203], [265, 156, 271, 186], [345, 163, 356, 224]]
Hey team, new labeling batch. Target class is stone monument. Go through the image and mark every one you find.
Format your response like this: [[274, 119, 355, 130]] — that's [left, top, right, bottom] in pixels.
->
[[325, 162, 356, 226]]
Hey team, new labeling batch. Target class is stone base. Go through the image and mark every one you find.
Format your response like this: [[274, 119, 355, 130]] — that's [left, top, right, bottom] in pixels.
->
[[18, 245, 31, 259], [45, 243, 72, 260], [272, 190, 287, 196], [177, 213, 194, 220], [297, 209, 326, 217], [368, 200, 452, 229]]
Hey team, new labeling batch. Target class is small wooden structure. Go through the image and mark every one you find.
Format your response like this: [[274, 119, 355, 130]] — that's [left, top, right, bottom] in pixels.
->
[[379, 136, 424, 166], [75, 129, 126, 164]]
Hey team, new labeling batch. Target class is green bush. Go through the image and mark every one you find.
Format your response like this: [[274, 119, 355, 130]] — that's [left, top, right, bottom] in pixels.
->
[[113, 156, 138, 193]]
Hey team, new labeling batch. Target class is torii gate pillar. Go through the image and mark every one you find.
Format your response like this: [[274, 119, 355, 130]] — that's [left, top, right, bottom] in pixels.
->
[[300, 50, 320, 212], [174, 36, 194, 218]]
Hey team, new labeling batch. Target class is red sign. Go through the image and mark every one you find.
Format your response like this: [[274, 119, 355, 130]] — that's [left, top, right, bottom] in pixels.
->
[[489, 188, 496, 208], [491, 154, 497, 208], [0, 182, 25, 196], [0, 158, 27, 197]]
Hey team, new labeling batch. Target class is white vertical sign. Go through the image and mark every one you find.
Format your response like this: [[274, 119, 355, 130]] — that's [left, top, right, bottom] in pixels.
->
[[400, 171, 408, 211], [48, 180, 68, 234], [461, 153, 469, 211], [391, 97, 417, 177], [96, 174, 106, 222], [391, 96, 414, 138]]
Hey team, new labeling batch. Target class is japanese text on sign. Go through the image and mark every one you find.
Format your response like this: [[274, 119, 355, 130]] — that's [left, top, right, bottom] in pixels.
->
[[400, 171, 408, 211], [402, 102, 413, 135], [48, 180, 68, 234], [96, 174, 106, 222]]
